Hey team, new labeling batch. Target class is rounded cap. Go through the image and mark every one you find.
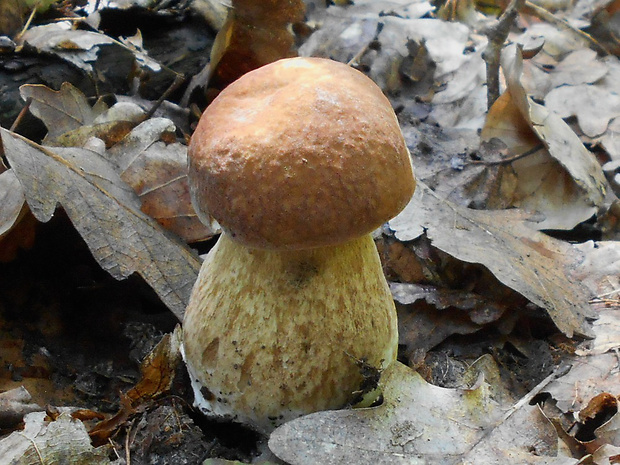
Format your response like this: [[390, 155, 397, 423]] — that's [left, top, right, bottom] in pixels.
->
[[189, 57, 415, 249]]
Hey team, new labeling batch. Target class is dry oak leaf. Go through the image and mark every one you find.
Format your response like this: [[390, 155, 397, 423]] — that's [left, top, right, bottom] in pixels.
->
[[389, 183, 594, 337], [20, 83, 212, 242], [269, 362, 577, 465], [20, 84, 138, 149], [0, 411, 110, 465], [481, 45, 607, 231], [545, 84, 620, 138], [20, 82, 106, 141], [1, 128, 200, 320], [544, 352, 620, 414], [106, 117, 217, 242]]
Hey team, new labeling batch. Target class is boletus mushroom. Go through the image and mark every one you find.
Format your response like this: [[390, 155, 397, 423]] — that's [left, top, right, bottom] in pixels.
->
[[183, 57, 416, 434]]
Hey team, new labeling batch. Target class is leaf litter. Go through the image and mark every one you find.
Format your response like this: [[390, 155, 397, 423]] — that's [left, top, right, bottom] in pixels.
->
[[1, 0, 620, 463]]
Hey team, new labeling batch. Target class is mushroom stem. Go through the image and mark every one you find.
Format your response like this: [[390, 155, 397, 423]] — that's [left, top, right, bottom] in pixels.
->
[[183, 232, 398, 433]]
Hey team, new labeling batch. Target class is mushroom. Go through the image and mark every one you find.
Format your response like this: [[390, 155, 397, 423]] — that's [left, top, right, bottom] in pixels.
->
[[183, 57, 416, 434]]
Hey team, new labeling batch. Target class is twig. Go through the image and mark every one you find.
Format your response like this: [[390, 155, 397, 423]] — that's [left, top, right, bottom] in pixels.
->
[[143, 73, 185, 120], [15, 0, 40, 43], [523, 1, 610, 55], [470, 144, 544, 166], [482, 0, 525, 109], [125, 421, 133, 465], [10, 98, 33, 133], [593, 288, 620, 299]]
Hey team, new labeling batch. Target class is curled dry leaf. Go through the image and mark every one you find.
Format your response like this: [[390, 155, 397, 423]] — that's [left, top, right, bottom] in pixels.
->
[[269, 362, 575, 465], [389, 183, 594, 337], [20, 22, 161, 74], [1, 127, 200, 320], [480, 44, 607, 231], [89, 327, 183, 446]]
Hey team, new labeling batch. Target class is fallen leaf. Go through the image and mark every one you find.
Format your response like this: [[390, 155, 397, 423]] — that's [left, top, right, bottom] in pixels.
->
[[89, 327, 184, 445], [106, 118, 217, 242], [574, 306, 620, 356], [480, 45, 607, 230], [0, 411, 111, 465], [269, 362, 576, 464], [544, 353, 620, 413], [591, 444, 620, 465], [1, 128, 201, 320], [545, 84, 620, 138], [20, 82, 106, 142], [20, 83, 212, 242], [547, 49, 609, 89], [392, 282, 507, 355], [389, 183, 594, 337], [20, 22, 161, 74]]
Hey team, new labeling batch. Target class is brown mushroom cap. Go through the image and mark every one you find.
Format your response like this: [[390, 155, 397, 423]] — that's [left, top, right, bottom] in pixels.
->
[[189, 57, 415, 250]]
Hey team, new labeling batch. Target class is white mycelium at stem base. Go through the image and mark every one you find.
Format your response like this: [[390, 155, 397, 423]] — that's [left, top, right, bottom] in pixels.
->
[[183, 57, 416, 433], [183, 233, 398, 433]]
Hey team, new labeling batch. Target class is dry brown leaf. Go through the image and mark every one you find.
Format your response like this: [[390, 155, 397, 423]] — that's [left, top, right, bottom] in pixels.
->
[[126, 326, 183, 403], [20, 83, 212, 242], [20, 22, 160, 74], [480, 44, 607, 231], [389, 183, 594, 337], [545, 84, 620, 138], [106, 118, 217, 242], [20, 82, 105, 142], [392, 282, 507, 355], [544, 353, 620, 413], [269, 362, 576, 464], [1, 128, 200, 320], [0, 411, 111, 464], [89, 327, 183, 446]]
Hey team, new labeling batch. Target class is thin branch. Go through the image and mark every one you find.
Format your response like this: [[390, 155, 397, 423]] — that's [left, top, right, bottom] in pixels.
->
[[482, 0, 525, 109], [470, 144, 544, 166]]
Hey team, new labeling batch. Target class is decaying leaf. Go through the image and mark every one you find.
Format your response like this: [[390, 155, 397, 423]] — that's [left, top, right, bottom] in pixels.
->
[[392, 282, 507, 355], [1, 128, 200, 320], [0, 411, 111, 465], [480, 44, 607, 230], [19, 22, 161, 74], [19, 83, 214, 242], [106, 118, 218, 242], [545, 84, 620, 138], [269, 362, 576, 464], [20, 82, 106, 141], [89, 327, 183, 445], [389, 183, 594, 337]]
